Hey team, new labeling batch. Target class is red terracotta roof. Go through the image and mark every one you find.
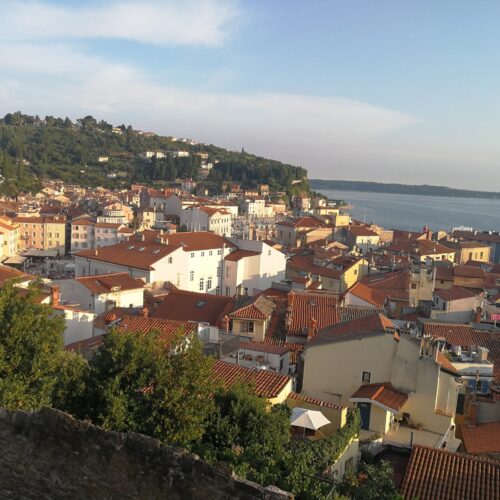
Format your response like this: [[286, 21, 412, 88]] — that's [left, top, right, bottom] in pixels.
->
[[74, 240, 177, 270], [151, 289, 234, 327], [278, 216, 323, 228], [422, 323, 500, 383], [437, 351, 460, 375], [434, 286, 479, 302], [350, 382, 408, 412], [210, 360, 291, 398], [286, 291, 339, 337], [309, 313, 394, 346], [346, 281, 387, 308], [115, 315, 198, 345], [361, 269, 411, 301], [0, 265, 35, 286], [401, 445, 500, 500], [239, 340, 289, 356], [460, 421, 500, 455], [287, 254, 342, 280], [224, 249, 260, 261], [229, 295, 275, 321], [75, 273, 144, 294], [454, 265, 485, 279], [288, 392, 345, 410], [348, 225, 380, 238]]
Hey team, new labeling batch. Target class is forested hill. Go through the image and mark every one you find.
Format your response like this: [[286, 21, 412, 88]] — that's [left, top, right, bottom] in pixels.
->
[[0, 112, 308, 195], [310, 179, 500, 200]]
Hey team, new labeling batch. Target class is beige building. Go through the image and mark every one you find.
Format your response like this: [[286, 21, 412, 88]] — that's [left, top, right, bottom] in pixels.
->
[[0, 217, 20, 258], [442, 240, 491, 265], [14, 215, 66, 253], [302, 313, 461, 451]]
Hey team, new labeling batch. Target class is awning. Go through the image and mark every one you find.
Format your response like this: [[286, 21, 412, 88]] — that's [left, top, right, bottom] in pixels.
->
[[2, 255, 27, 265], [290, 408, 331, 430], [22, 248, 59, 258]]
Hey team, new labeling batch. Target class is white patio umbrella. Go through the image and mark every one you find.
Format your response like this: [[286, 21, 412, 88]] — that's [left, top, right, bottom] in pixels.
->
[[290, 408, 331, 431]]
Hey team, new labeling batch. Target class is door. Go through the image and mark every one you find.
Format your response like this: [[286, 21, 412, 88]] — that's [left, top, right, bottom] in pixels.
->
[[358, 402, 371, 430]]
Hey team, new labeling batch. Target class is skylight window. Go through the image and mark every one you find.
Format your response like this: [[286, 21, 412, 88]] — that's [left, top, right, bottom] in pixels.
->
[[196, 301, 206, 308], [128, 245, 135, 250], [152, 249, 161, 254], [138, 247, 146, 251]]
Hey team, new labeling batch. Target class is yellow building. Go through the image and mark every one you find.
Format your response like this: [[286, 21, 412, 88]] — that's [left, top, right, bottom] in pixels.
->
[[0, 217, 20, 258], [443, 240, 492, 264]]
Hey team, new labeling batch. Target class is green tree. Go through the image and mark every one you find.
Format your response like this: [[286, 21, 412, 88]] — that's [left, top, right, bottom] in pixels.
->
[[69, 329, 215, 447], [0, 281, 67, 410], [198, 384, 292, 487], [336, 460, 402, 500]]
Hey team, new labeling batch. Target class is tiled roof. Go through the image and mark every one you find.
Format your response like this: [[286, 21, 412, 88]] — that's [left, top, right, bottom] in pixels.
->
[[346, 281, 387, 307], [115, 315, 198, 345], [422, 323, 500, 383], [350, 382, 408, 412], [210, 360, 291, 399], [361, 269, 410, 301], [401, 445, 500, 500], [309, 313, 394, 346], [277, 216, 323, 228], [286, 291, 339, 336], [75, 273, 144, 294], [460, 421, 500, 455], [348, 225, 380, 238], [230, 295, 276, 321], [287, 254, 342, 280], [0, 265, 35, 286], [454, 265, 485, 279], [151, 289, 234, 327], [239, 340, 289, 355], [434, 286, 479, 302], [74, 240, 177, 270], [437, 351, 459, 375], [288, 392, 345, 410], [224, 249, 260, 261], [452, 230, 500, 244]]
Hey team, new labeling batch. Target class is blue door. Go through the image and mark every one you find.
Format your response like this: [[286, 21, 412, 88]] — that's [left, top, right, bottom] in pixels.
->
[[358, 402, 371, 430]]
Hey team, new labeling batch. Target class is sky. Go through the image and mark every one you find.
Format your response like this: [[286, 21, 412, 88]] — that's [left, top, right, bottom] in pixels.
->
[[0, 0, 499, 190]]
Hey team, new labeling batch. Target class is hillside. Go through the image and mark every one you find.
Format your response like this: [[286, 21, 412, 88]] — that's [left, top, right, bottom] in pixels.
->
[[310, 179, 500, 200], [0, 112, 308, 195]]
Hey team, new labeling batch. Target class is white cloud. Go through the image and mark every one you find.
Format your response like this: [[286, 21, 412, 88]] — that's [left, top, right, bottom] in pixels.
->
[[0, 0, 238, 47]]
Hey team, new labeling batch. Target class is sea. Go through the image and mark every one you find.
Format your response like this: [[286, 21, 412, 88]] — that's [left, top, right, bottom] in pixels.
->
[[317, 189, 500, 233]]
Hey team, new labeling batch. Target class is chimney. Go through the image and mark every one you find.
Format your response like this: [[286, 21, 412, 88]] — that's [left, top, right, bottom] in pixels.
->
[[307, 317, 318, 340], [141, 307, 149, 318], [94, 248, 98, 256], [468, 402, 478, 427], [474, 307, 482, 323], [51, 285, 60, 306], [221, 315, 230, 332]]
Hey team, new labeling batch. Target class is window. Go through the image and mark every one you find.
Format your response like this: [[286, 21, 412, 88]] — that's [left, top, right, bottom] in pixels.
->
[[362, 371, 371, 383], [190, 270, 194, 281], [279, 358, 284, 371], [268, 250, 271, 256], [225, 287, 231, 296], [168, 257, 173, 264], [226, 267, 230, 278], [411, 283, 417, 290], [241, 321, 254, 334], [201, 251, 205, 257], [199, 278, 204, 291], [209, 250, 213, 256], [217, 249, 222, 255], [207, 277, 212, 289], [191, 252, 195, 258]]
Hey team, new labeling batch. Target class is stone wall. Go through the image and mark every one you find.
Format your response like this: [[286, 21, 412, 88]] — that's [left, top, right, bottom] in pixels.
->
[[0, 407, 292, 500]]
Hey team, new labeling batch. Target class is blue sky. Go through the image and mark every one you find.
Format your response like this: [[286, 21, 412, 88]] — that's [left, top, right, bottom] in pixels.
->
[[0, 0, 499, 190]]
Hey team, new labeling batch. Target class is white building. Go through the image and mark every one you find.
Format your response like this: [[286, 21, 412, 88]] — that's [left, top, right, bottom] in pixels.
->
[[223, 238, 286, 296], [241, 198, 271, 219], [180, 206, 232, 236], [54, 272, 145, 316], [73, 231, 236, 293]]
